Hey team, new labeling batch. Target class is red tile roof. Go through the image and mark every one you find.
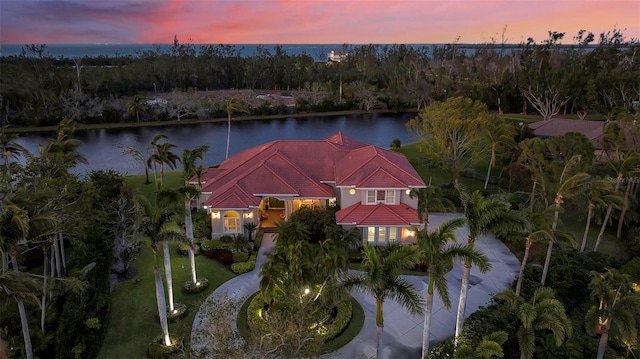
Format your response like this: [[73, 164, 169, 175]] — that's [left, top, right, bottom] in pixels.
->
[[336, 202, 420, 226], [198, 133, 425, 209]]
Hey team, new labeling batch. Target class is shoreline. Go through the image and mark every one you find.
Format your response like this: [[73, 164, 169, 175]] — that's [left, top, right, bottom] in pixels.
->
[[4, 109, 412, 134]]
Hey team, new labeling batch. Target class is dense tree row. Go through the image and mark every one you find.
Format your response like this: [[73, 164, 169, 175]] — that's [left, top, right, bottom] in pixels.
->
[[1, 28, 638, 126]]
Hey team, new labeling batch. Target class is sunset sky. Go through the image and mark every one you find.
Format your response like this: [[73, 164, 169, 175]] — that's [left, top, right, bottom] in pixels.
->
[[1, 0, 639, 45]]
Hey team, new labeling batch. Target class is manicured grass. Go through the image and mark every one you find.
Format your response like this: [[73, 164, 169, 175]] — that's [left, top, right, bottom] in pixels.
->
[[236, 293, 365, 354], [557, 213, 630, 263], [97, 243, 236, 359], [125, 170, 185, 200]]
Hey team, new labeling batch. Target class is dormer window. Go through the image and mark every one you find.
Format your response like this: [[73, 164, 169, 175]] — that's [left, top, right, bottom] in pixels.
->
[[366, 190, 396, 205]]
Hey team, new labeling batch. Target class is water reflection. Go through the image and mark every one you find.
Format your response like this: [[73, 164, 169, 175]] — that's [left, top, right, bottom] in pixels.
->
[[15, 113, 415, 175]]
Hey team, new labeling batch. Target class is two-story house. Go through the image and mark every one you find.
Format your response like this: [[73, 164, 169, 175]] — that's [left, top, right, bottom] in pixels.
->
[[191, 133, 426, 244]]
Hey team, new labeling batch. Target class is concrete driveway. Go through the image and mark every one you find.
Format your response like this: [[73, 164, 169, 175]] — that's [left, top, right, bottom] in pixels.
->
[[191, 213, 521, 358]]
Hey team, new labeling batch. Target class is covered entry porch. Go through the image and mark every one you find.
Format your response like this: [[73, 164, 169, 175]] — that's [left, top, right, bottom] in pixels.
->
[[258, 196, 332, 229]]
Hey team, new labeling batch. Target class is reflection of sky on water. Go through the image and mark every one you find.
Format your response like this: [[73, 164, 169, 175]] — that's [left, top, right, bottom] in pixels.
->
[[14, 113, 415, 175]]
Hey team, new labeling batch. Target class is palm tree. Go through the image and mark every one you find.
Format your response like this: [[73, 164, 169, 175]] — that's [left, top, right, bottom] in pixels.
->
[[150, 243, 171, 346], [454, 331, 508, 359], [586, 268, 640, 359], [342, 245, 424, 359], [414, 218, 491, 357], [181, 146, 209, 285], [409, 185, 455, 228], [516, 137, 548, 209], [243, 221, 258, 242], [152, 142, 181, 186], [0, 269, 41, 359], [126, 94, 146, 122], [149, 134, 168, 186], [483, 117, 515, 190], [496, 288, 572, 359], [514, 205, 575, 296], [540, 155, 589, 285], [576, 178, 624, 252], [594, 153, 640, 251], [0, 130, 29, 185], [454, 188, 525, 342], [225, 97, 246, 159]]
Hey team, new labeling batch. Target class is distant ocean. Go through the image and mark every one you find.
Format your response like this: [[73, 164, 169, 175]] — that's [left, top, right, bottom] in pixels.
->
[[0, 43, 507, 60]]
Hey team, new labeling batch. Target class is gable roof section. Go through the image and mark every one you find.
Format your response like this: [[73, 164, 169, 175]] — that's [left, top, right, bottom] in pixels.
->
[[529, 119, 605, 147], [336, 202, 419, 226], [335, 146, 425, 188], [202, 133, 425, 210]]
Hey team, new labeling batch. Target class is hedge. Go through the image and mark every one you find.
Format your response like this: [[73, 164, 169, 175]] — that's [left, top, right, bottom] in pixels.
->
[[234, 252, 249, 263], [231, 260, 256, 274], [201, 239, 235, 252]]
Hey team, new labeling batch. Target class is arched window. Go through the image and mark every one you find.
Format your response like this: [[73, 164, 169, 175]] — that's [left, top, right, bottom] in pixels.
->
[[223, 211, 241, 233]]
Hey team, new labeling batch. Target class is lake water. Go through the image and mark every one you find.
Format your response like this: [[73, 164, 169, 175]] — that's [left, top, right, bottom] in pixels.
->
[[14, 113, 417, 175]]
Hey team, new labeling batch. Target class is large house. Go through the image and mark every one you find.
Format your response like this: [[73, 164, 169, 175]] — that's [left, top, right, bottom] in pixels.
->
[[191, 133, 426, 245]]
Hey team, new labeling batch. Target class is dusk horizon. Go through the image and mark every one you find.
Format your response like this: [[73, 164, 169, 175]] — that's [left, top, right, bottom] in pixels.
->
[[1, 0, 638, 45]]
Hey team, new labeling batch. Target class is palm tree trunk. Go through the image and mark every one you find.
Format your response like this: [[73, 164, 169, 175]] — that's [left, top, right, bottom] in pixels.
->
[[596, 326, 609, 359], [541, 201, 561, 286], [580, 206, 593, 252], [421, 289, 434, 358], [11, 255, 34, 359], [595, 177, 622, 252], [185, 198, 197, 283], [41, 250, 49, 333], [375, 299, 384, 359], [160, 163, 165, 185], [225, 114, 231, 159], [58, 233, 66, 275], [53, 237, 62, 278], [144, 165, 150, 184], [484, 154, 493, 190], [162, 241, 175, 312], [153, 262, 171, 346], [616, 183, 631, 239], [455, 262, 471, 343], [515, 240, 531, 296], [529, 178, 537, 209]]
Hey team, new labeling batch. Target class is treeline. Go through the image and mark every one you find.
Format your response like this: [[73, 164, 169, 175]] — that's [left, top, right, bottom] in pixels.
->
[[0, 28, 638, 127]]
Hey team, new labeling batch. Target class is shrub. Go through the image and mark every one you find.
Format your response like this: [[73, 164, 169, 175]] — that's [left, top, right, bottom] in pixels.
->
[[183, 278, 209, 294], [322, 299, 353, 341], [148, 335, 182, 359], [348, 250, 363, 263], [201, 239, 235, 252], [234, 252, 249, 263], [193, 209, 212, 239], [177, 243, 191, 256], [220, 235, 234, 243], [390, 138, 401, 150], [625, 226, 640, 257], [620, 256, 640, 280], [207, 249, 233, 265], [231, 260, 256, 274], [247, 293, 270, 334]]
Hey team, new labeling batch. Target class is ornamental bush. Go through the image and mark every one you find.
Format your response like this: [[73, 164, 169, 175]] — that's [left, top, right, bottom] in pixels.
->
[[233, 252, 249, 263], [231, 260, 256, 274], [201, 239, 235, 252], [322, 299, 353, 341], [177, 243, 190, 255]]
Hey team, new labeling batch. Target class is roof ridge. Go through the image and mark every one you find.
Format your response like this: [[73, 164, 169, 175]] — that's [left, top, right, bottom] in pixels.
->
[[367, 146, 424, 184], [269, 151, 333, 194], [357, 166, 407, 187]]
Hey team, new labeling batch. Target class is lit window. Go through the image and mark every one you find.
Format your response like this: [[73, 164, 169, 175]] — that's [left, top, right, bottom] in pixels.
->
[[385, 191, 395, 204], [378, 227, 386, 241], [389, 228, 397, 242], [367, 227, 376, 242], [223, 211, 241, 233]]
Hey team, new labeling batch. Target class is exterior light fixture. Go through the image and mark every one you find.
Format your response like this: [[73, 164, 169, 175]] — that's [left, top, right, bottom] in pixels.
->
[[405, 189, 411, 195], [304, 288, 310, 295], [349, 189, 356, 195], [407, 230, 416, 237], [212, 211, 220, 219], [245, 212, 253, 219]]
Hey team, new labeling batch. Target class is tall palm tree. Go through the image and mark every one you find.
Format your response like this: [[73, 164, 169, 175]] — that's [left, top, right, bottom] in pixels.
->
[[149, 134, 168, 186], [540, 155, 589, 285], [516, 137, 548, 209], [496, 288, 572, 359], [514, 205, 575, 296], [0, 269, 41, 359], [482, 117, 515, 190], [152, 142, 181, 185], [576, 178, 624, 252], [586, 268, 640, 359], [594, 153, 640, 251], [342, 245, 424, 359], [181, 146, 209, 285], [414, 218, 491, 357], [225, 97, 246, 159], [140, 197, 179, 345], [126, 94, 146, 122], [454, 188, 525, 342]]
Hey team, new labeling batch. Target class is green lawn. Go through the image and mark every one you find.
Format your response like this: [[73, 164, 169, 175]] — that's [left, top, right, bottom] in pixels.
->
[[557, 213, 630, 263], [97, 243, 236, 359], [125, 170, 185, 199]]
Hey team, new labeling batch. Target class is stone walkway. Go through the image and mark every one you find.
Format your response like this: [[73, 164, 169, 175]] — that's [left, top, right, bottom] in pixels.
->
[[190, 213, 521, 358]]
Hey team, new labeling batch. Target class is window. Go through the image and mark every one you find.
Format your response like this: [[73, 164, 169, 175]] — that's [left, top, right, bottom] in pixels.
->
[[367, 227, 376, 243], [388, 228, 397, 242], [385, 191, 395, 204], [366, 190, 376, 204], [223, 211, 241, 233], [364, 227, 399, 245]]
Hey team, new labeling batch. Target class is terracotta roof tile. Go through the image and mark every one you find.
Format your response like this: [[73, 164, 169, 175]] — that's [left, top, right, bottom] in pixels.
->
[[336, 202, 419, 226]]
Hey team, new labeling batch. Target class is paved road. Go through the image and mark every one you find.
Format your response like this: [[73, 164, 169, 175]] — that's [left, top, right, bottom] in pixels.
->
[[190, 213, 521, 358]]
